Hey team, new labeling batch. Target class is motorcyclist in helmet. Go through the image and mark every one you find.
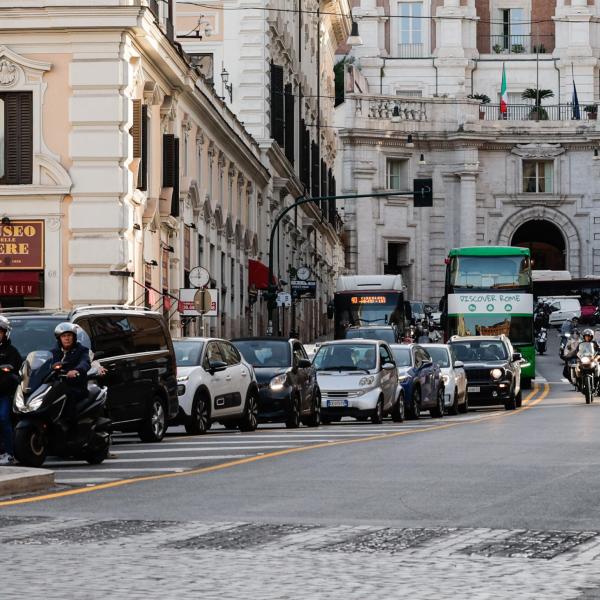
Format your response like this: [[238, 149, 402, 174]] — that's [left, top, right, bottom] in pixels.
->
[[578, 329, 600, 354], [561, 317, 580, 336], [0, 317, 23, 465], [50, 322, 91, 428]]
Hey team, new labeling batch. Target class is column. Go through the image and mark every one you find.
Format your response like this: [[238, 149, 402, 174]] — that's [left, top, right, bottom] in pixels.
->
[[459, 173, 477, 247]]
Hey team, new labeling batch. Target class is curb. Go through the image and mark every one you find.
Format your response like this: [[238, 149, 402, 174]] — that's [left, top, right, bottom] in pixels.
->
[[0, 467, 55, 497]]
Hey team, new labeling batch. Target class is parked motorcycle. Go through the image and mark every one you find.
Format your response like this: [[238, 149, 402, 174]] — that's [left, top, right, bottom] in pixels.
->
[[13, 351, 112, 467], [536, 327, 548, 355], [575, 342, 599, 404]]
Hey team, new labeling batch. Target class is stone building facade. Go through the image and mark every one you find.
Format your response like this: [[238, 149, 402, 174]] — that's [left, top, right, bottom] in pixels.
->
[[338, 0, 600, 303]]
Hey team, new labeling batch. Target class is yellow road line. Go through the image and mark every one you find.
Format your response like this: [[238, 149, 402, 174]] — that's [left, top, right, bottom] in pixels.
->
[[0, 383, 544, 508]]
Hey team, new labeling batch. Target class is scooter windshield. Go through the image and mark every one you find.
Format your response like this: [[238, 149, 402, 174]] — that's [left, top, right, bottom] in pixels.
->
[[577, 342, 596, 358], [20, 351, 53, 392]]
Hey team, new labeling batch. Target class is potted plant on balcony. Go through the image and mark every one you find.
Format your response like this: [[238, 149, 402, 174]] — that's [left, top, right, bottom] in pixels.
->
[[511, 43, 525, 54], [522, 88, 554, 120], [584, 104, 598, 120], [468, 93, 491, 119]]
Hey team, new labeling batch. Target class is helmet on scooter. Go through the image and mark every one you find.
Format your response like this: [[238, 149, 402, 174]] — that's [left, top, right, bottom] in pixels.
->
[[0, 316, 11, 339], [583, 329, 594, 341], [54, 322, 78, 340]]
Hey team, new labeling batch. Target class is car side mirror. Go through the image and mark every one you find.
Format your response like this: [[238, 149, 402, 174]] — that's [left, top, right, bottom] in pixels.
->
[[298, 358, 312, 369], [382, 362, 396, 371], [208, 359, 228, 374], [453, 360, 464, 369], [512, 352, 522, 362]]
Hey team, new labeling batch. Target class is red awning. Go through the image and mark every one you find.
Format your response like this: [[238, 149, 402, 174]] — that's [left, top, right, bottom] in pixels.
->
[[0, 271, 40, 297], [248, 259, 277, 290]]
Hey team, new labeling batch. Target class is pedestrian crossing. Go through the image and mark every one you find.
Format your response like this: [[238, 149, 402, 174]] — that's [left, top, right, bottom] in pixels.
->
[[49, 413, 500, 487]]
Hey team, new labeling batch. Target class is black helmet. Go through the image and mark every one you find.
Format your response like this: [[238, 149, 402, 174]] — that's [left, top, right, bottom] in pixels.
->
[[54, 322, 78, 340]]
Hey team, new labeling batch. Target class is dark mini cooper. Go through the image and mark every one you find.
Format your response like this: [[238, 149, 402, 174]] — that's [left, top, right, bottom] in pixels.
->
[[448, 335, 523, 410], [232, 337, 321, 428]]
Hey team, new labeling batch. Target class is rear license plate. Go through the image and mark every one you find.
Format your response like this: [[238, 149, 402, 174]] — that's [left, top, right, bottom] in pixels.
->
[[467, 386, 480, 393], [327, 399, 348, 408]]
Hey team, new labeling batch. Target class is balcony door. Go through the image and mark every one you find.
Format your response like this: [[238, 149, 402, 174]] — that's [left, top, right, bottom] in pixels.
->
[[398, 2, 424, 57]]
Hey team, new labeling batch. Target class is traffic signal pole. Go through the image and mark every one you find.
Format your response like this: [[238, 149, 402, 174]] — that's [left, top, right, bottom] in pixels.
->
[[266, 186, 432, 335]]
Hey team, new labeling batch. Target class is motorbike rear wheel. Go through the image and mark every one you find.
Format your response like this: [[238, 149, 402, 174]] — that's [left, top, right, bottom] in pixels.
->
[[14, 427, 48, 468], [584, 376, 593, 404], [85, 435, 110, 465]]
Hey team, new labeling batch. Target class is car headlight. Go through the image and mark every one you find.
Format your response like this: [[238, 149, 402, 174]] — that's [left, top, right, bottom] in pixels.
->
[[398, 374, 409, 383], [359, 376, 375, 387], [269, 374, 288, 391], [490, 368, 504, 380], [177, 375, 189, 383], [581, 356, 592, 365]]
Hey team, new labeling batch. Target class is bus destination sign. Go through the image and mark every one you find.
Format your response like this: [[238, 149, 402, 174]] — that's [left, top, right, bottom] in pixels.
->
[[351, 296, 387, 305]]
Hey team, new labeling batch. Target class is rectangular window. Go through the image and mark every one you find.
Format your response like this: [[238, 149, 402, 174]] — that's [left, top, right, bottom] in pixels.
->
[[386, 158, 407, 190], [398, 2, 423, 57], [499, 8, 528, 52], [0, 91, 33, 185], [270, 63, 285, 147], [523, 160, 553, 193]]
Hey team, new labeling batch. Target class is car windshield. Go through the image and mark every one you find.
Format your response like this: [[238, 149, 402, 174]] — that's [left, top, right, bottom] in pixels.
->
[[233, 340, 290, 368], [314, 343, 377, 372], [345, 328, 396, 344], [173, 341, 204, 367], [411, 302, 424, 316], [425, 347, 450, 368], [391, 347, 412, 367], [450, 255, 531, 289], [449, 340, 508, 362]]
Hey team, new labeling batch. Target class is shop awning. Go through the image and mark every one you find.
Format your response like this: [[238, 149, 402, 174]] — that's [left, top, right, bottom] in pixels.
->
[[0, 271, 40, 297], [248, 259, 276, 290]]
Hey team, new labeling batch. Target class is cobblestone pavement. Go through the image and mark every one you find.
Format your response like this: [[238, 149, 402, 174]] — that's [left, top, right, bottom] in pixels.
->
[[1, 516, 600, 599]]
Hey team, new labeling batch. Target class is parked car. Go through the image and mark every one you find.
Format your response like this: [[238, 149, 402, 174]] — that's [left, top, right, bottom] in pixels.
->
[[389, 344, 445, 419], [4, 306, 179, 442], [343, 325, 399, 344], [422, 343, 468, 415], [313, 339, 402, 424], [448, 335, 522, 410], [539, 296, 582, 326], [232, 337, 321, 428], [172, 337, 260, 433], [580, 304, 597, 324]]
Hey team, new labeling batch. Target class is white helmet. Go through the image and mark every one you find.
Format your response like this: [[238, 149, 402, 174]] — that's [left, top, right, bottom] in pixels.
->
[[54, 322, 78, 340], [0, 316, 10, 338]]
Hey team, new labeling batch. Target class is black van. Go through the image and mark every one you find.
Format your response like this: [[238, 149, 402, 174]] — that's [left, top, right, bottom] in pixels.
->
[[4, 306, 178, 442]]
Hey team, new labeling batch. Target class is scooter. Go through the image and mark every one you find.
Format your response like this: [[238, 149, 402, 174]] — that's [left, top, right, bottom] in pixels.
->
[[13, 350, 112, 467], [535, 328, 548, 355], [575, 342, 599, 405]]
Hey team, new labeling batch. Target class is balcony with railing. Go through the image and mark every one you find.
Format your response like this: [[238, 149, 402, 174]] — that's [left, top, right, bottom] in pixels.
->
[[481, 103, 598, 121], [396, 43, 426, 58], [488, 33, 555, 55]]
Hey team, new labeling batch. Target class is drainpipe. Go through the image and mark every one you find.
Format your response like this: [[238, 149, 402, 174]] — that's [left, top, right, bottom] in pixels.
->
[[432, 57, 438, 96], [470, 59, 478, 95], [380, 57, 386, 95], [553, 58, 561, 106]]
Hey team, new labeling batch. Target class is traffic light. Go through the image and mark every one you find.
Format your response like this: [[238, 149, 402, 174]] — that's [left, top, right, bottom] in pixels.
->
[[413, 178, 433, 207]]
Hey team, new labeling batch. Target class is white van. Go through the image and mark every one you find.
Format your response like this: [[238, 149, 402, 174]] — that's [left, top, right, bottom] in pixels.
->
[[540, 296, 582, 326]]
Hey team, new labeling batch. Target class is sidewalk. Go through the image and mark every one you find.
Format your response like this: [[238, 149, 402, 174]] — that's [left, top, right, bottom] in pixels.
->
[[0, 466, 54, 497]]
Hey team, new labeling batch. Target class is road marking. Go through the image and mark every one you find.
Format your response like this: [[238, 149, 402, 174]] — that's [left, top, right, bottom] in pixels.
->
[[43, 455, 252, 466], [111, 446, 300, 454], [53, 468, 187, 473], [0, 384, 544, 508]]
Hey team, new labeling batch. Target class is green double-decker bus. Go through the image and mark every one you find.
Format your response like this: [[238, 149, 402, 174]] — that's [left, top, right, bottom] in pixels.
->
[[442, 246, 535, 388]]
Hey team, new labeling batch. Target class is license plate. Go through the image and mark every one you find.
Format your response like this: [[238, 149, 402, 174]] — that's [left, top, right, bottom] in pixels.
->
[[467, 386, 480, 393], [327, 399, 348, 408]]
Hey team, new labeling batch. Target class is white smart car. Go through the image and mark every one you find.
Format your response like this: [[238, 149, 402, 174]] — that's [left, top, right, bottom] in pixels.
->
[[172, 337, 259, 434], [422, 343, 468, 415]]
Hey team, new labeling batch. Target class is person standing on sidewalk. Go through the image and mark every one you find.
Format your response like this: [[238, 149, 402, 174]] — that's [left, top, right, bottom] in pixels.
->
[[0, 317, 23, 465]]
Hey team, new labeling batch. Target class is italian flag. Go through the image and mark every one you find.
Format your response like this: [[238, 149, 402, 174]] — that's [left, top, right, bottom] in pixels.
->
[[500, 63, 508, 114]]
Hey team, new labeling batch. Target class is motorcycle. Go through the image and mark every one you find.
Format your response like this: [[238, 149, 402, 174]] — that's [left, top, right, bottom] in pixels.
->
[[536, 327, 548, 355], [575, 342, 599, 405], [13, 350, 112, 467]]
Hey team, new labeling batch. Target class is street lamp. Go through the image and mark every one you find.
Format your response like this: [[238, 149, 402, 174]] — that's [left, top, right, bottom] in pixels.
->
[[346, 20, 363, 47], [220, 66, 233, 102]]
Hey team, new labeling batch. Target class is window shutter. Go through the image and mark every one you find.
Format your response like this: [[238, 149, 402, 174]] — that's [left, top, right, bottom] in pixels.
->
[[270, 63, 285, 147], [162, 134, 175, 187], [328, 169, 336, 224], [284, 83, 295, 165], [130, 99, 142, 159], [171, 137, 180, 217], [311, 141, 319, 199], [137, 104, 148, 190], [320, 159, 328, 213], [3, 92, 33, 185], [299, 119, 310, 191]]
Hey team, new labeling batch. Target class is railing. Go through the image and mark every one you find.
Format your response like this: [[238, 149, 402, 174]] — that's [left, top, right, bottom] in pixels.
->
[[482, 103, 597, 121], [396, 43, 425, 58], [363, 98, 428, 121], [490, 34, 532, 54]]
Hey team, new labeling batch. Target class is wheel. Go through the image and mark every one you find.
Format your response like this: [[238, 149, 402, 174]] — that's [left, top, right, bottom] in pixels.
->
[[430, 386, 445, 418], [447, 390, 459, 416], [584, 376, 593, 404], [458, 390, 469, 414], [285, 395, 301, 429], [515, 390, 522, 408], [85, 435, 110, 465], [185, 393, 211, 435], [14, 427, 47, 467], [391, 393, 405, 422], [239, 391, 258, 432], [371, 397, 384, 424], [303, 392, 321, 428], [138, 397, 167, 442], [407, 387, 421, 420]]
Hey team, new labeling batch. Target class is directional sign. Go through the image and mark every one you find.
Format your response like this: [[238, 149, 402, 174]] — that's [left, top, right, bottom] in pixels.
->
[[291, 280, 317, 300]]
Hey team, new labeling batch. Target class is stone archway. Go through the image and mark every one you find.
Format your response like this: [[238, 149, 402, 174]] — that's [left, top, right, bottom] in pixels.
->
[[511, 220, 566, 270], [497, 207, 580, 275]]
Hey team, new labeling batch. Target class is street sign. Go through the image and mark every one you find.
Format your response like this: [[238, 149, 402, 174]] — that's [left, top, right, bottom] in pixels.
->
[[276, 292, 292, 307], [188, 266, 211, 288], [413, 178, 433, 207], [178, 288, 218, 316], [193, 288, 213, 314], [291, 280, 317, 299]]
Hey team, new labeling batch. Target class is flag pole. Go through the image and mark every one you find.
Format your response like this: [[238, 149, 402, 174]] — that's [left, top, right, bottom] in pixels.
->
[[536, 21, 540, 121]]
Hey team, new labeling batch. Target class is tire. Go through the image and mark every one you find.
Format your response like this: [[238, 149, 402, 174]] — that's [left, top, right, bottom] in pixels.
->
[[371, 396, 384, 424], [391, 393, 405, 422], [138, 397, 167, 442], [458, 390, 469, 414], [14, 427, 47, 468], [407, 387, 421, 420], [585, 376, 593, 404], [285, 395, 301, 429], [239, 390, 258, 432], [447, 390, 459, 416], [515, 390, 522, 408], [430, 386, 445, 418], [85, 435, 110, 465], [303, 392, 321, 428], [185, 393, 211, 435]]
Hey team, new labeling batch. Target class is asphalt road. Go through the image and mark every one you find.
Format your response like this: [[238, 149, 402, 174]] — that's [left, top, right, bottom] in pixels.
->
[[1, 331, 600, 598]]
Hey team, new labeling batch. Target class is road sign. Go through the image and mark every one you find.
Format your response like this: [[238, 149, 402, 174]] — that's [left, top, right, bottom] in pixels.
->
[[194, 288, 213, 313], [179, 288, 218, 316], [276, 292, 292, 307], [189, 266, 211, 288], [291, 280, 317, 299]]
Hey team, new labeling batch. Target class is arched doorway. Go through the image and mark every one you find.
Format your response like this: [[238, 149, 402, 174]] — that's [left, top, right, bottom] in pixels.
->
[[511, 219, 566, 270]]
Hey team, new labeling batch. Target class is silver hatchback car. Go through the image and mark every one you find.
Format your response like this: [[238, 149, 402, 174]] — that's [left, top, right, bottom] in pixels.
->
[[313, 339, 403, 424]]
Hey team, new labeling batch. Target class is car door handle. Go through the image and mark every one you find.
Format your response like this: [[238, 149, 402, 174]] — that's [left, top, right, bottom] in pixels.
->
[[225, 376, 232, 381], [241, 371, 248, 377]]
